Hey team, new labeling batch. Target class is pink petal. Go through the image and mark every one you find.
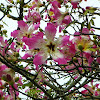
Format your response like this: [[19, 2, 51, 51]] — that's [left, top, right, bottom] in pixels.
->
[[22, 53, 32, 59], [62, 35, 70, 46], [33, 53, 46, 71], [51, 1, 61, 8], [71, 2, 79, 9], [88, 56, 93, 66], [11, 30, 19, 38], [62, 15, 72, 25], [82, 28, 90, 34], [97, 57, 100, 64], [55, 58, 67, 64], [10, 42, 15, 49], [68, 42, 76, 54], [74, 32, 80, 35], [59, 26, 62, 33], [18, 20, 28, 30], [23, 45, 26, 49], [84, 84, 89, 88], [45, 23, 56, 40], [95, 84, 99, 88], [22, 32, 43, 49], [0, 36, 3, 42], [34, 23, 40, 30], [33, 54, 45, 66], [95, 91, 99, 96], [81, 90, 88, 94]]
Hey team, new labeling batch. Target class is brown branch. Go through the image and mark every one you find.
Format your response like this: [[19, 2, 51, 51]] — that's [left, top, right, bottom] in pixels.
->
[[24, 0, 32, 5], [0, 55, 54, 99], [7, 14, 19, 20]]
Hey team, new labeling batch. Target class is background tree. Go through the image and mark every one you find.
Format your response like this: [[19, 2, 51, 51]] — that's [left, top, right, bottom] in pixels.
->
[[0, 0, 100, 100]]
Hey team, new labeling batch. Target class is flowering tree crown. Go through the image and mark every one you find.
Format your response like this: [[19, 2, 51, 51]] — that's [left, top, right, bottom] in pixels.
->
[[0, 0, 100, 99]]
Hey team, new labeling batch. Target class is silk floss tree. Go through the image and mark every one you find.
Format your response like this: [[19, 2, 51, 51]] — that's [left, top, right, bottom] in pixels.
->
[[0, 0, 100, 100]]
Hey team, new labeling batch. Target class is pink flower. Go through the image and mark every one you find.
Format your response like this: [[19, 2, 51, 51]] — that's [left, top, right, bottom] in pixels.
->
[[81, 81, 100, 97], [49, 7, 61, 20], [68, 42, 76, 54], [0, 65, 7, 77], [10, 42, 15, 49], [18, 20, 33, 37], [11, 20, 39, 40], [82, 28, 90, 34], [17, 76, 23, 85], [81, 90, 88, 95], [60, 36, 76, 61], [47, 3, 72, 32], [27, 23, 64, 69], [95, 91, 99, 96], [71, 0, 80, 9], [0, 80, 5, 89], [84, 52, 94, 66], [23, 45, 26, 49], [73, 35, 93, 52], [0, 90, 3, 99], [30, 0, 43, 10], [51, 0, 61, 8], [24, 10, 41, 24], [0, 36, 3, 43]]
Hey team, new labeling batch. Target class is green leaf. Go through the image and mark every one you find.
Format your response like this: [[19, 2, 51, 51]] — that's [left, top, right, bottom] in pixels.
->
[[81, 22, 85, 31], [90, 19, 94, 25], [66, 78, 72, 85], [88, 22, 91, 29], [22, 82, 32, 89], [88, 48, 96, 52], [1, 20, 8, 26], [15, 77, 19, 82], [89, 9, 95, 13], [84, 10, 88, 15]]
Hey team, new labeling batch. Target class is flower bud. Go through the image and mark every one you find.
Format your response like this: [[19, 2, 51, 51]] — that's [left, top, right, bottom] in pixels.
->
[[17, 0, 20, 3], [98, 41, 100, 46], [78, 44, 83, 51], [93, 39, 97, 44], [15, 77, 19, 82], [39, 28, 43, 32], [63, 30, 67, 33], [2, 30, 7, 34], [7, 14, 11, 18], [93, 35, 97, 39], [6, 74, 12, 82], [15, 52, 19, 57], [73, 57, 78, 63]]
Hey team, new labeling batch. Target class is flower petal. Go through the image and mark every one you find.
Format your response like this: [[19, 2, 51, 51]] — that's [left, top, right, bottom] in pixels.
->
[[45, 23, 56, 40], [18, 20, 28, 31]]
